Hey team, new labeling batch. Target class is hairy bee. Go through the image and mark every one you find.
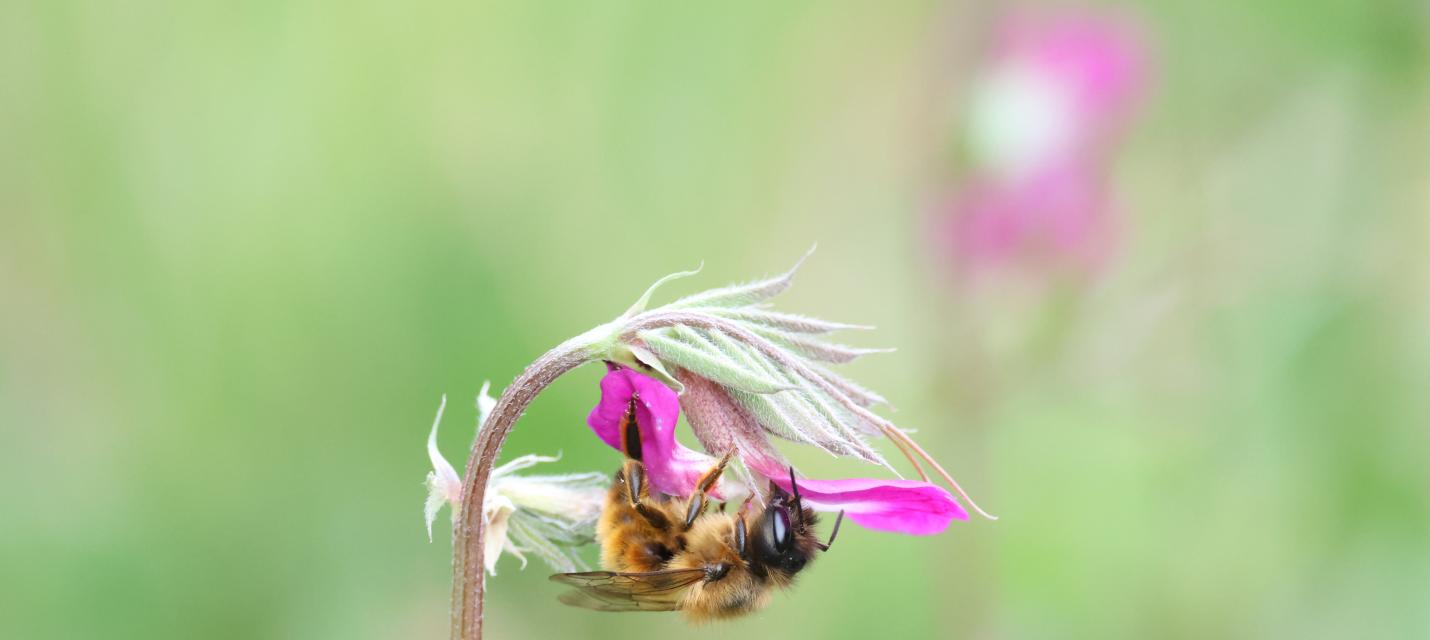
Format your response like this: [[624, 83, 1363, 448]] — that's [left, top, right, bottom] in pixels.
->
[[550, 451, 844, 622]]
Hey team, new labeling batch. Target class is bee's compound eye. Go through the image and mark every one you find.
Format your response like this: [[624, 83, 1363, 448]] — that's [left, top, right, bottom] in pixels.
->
[[770, 507, 792, 553], [784, 555, 806, 574]]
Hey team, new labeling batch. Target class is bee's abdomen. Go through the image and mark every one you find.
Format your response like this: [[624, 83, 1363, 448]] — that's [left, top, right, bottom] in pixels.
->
[[680, 572, 772, 622]]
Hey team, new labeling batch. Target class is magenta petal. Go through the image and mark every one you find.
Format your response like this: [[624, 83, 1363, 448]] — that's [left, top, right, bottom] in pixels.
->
[[777, 476, 968, 535], [586, 366, 636, 451], [786, 477, 969, 535], [754, 459, 968, 535], [586, 365, 724, 498]]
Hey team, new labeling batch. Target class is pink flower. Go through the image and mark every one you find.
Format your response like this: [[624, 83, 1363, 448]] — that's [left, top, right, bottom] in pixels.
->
[[587, 365, 968, 535], [940, 9, 1149, 275]]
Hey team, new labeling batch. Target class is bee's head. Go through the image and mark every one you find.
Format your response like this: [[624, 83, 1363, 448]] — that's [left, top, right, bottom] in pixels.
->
[[747, 470, 844, 581]]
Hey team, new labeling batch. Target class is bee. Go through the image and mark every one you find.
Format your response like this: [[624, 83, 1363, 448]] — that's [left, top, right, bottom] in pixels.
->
[[550, 450, 844, 622]]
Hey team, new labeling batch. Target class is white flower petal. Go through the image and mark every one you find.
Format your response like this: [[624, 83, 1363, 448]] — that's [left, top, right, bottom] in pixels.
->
[[476, 382, 497, 432], [497, 474, 607, 521], [483, 495, 516, 576], [479, 457, 607, 575], [423, 473, 447, 543], [504, 539, 529, 571], [491, 452, 561, 478], [425, 395, 463, 542]]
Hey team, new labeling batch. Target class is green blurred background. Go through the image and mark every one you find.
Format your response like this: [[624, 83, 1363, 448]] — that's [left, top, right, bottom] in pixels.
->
[[3, 1, 1428, 638]]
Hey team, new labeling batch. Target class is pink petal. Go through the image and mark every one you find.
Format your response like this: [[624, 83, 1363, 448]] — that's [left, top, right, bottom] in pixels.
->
[[777, 476, 968, 536], [586, 364, 724, 498], [747, 457, 969, 536]]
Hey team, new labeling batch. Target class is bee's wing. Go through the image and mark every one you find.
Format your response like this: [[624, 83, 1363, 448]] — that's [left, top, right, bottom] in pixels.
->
[[549, 569, 708, 613]]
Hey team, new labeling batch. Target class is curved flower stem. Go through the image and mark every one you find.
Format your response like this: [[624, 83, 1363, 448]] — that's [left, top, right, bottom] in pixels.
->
[[449, 337, 596, 640]]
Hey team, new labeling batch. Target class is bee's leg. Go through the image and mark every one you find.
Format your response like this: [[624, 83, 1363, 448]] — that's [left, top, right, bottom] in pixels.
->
[[734, 514, 748, 557], [738, 493, 756, 514], [618, 458, 671, 529], [737, 491, 760, 557], [815, 510, 846, 552], [682, 449, 736, 529], [734, 493, 755, 558]]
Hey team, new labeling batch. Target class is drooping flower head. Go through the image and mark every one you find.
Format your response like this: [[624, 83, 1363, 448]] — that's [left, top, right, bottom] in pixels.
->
[[581, 250, 994, 535], [429, 251, 999, 636]]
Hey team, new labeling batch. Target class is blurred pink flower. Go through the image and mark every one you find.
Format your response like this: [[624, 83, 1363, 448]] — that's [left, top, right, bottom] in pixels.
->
[[587, 365, 968, 535], [945, 160, 1115, 272], [939, 8, 1149, 275]]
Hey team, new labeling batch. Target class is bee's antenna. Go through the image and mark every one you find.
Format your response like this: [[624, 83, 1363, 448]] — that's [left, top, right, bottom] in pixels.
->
[[815, 510, 846, 552]]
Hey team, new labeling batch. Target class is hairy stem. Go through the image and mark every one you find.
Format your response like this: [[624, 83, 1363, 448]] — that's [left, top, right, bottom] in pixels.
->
[[449, 337, 595, 639]]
